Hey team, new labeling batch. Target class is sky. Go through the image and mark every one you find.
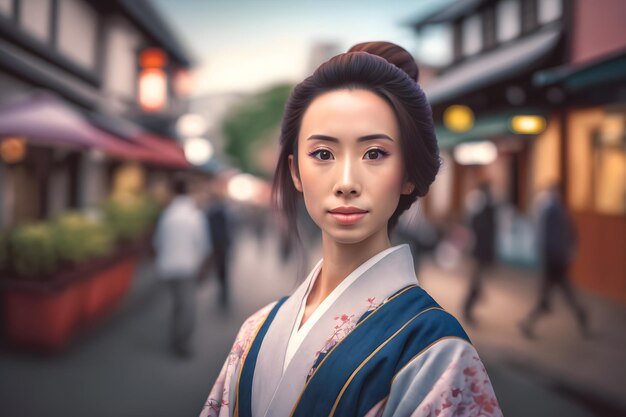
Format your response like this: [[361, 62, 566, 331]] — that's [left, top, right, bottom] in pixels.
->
[[151, 0, 452, 96]]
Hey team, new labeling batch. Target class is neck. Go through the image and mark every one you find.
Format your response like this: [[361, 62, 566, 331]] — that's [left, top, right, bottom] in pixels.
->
[[309, 229, 391, 305]]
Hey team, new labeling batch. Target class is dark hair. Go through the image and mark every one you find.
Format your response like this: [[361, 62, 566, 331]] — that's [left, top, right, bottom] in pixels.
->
[[272, 41, 440, 238], [172, 177, 188, 195]]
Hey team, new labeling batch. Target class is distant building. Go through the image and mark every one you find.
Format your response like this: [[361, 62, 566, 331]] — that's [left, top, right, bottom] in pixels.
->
[[0, 0, 193, 228], [410, 0, 626, 301], [188, 92, 247, 172], [307, 42, 340, 75]]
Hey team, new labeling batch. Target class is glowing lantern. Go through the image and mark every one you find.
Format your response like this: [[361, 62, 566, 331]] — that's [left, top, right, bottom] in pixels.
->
[[139, 68, 167, 112], [1, 137, 26, 163], [140, 48, 167, 68], [174, 69, 193, 97], [444, 105, 474, 133], [138, 48, 168, 112], [510, 115, 546, 135]]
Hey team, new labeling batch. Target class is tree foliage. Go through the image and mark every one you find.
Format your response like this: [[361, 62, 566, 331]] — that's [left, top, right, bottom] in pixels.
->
[[222, 84, 292, 175]]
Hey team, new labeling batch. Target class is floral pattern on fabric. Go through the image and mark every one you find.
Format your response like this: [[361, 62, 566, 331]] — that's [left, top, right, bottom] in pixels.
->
[[199, 302, 276, 417], [307, 296, 380, 379], [413, 346, 502, 417]]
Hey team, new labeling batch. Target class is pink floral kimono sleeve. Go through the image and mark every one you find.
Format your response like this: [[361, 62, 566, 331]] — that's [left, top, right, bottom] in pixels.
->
[[365, 338, 502, 417], [199, 302, 276, 417]]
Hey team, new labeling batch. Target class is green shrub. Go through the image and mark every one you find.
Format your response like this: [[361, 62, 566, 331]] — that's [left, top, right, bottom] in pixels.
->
[[102, 196, 160, 242], [53, 212, 115, 264], [11, 223, 57, 278]]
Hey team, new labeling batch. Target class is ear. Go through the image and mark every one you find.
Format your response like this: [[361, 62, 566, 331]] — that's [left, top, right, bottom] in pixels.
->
[[288, 154, 303, 192], [401, 179, 415, 195]]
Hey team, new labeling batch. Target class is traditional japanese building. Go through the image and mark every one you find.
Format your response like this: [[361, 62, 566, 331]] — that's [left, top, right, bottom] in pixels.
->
[[0, 0, 193, 229], [411, 0, 626, 301]]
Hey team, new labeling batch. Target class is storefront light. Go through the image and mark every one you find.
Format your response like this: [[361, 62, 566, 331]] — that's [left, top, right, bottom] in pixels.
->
[[453, 141, 498, 165], [444, 105, 474, 133], [177, 113, 207, 138], [1, 137, 26, 163], [510, 115, 546, 134], [184, 137, 214, 166], [227, 173, 257, 202]]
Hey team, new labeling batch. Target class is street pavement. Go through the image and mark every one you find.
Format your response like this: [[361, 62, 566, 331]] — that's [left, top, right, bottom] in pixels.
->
[[1, 229, 624, 417]]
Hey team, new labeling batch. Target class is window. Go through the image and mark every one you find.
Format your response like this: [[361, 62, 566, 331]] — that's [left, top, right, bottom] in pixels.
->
[[569, 107, 626, 215], [462, 14, 483, 56], [57, 0, 97, 69], [496, 0, 521, 43], [19, 0, 52, 42], [103, 18, 141, 100], [538, 0, 562, 24]]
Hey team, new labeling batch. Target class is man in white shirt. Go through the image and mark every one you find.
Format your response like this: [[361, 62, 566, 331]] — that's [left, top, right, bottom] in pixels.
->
[[153, 178, 210, 357]]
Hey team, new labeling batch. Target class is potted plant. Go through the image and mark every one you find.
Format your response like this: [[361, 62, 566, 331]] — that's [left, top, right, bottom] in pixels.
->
[[0, 196, 159, 352]]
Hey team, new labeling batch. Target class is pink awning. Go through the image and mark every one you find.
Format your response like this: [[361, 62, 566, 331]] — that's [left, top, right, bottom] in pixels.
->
[[0, 92, 189, 168]]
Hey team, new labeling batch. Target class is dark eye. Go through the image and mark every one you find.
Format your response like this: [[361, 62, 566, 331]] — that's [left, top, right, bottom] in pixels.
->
[[364, 149, 388, 160], [311, 149, 334, 160]]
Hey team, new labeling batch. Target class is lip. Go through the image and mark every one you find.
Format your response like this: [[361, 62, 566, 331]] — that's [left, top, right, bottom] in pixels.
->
[[329, 206, 368, 214], [328, 206, 368, 225]]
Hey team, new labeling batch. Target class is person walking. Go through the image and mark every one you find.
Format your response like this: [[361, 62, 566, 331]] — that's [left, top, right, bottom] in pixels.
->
[[463, 182, 497, 325], [206, 188, 232, 307], [519, 185, 589, 338], [153, 178, 210, 357]]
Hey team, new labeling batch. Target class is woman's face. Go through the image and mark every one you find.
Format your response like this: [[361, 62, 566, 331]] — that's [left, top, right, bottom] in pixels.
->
[[289, 88, 413, 246]]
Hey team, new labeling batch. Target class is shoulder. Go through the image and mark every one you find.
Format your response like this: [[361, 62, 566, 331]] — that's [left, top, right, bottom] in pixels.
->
[[228, 301, 279, 363], [402, 287, 469, 341], [387, 338, 502, 417]]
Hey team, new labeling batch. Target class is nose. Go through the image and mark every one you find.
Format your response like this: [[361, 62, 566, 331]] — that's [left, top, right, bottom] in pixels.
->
[[333, 158, 361, 197]]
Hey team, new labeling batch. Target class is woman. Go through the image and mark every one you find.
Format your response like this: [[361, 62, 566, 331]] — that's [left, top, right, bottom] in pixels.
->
[[200, 42, 502, 417]]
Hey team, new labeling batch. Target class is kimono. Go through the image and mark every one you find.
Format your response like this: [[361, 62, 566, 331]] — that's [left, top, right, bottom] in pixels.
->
[[200, 245, 502, 417]]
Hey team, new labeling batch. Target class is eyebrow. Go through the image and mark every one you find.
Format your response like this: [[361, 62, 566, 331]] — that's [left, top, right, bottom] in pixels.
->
[[306, 134, 395, 143]]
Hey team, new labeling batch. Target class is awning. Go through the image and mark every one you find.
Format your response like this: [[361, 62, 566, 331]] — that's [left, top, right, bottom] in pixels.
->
[[0, 92, 189, 168], [533, 48, 626, 92], [409, 0, 487, 30], [436, 108, 546, 149], [86, 111, 189, 168], [423, 23, 562, 106]]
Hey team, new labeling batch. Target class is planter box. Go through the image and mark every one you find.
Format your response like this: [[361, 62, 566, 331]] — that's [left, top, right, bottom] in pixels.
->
[[2, 282, 83, 351], [1, 246, 140, 352], [81, 256, 137, 323]]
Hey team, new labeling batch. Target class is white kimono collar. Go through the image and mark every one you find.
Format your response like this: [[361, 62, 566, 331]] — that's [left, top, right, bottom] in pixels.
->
[[251, 244, 418, 417]]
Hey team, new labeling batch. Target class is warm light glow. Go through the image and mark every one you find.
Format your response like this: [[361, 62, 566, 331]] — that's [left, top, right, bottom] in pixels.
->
[[227, 173, 258, 202], [177, 114, 207, 138], [140, 48, 167, 68], [184, 137, 214, 165], [453, 141, 498, 165], [174, 69, 194, 97], [510, 115, 547, 134], [444, 105, 474, 133], [139, 68, 167, 112], [1, 137, 26, 163]]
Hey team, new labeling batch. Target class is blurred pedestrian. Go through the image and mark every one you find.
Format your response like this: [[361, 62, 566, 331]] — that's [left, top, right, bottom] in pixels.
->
[[463, 182, 497, 325], [519, 185, 589, 338], [393, 201, 438, 273], [205, 187, 233, 307], [153, 178, 210, 357]]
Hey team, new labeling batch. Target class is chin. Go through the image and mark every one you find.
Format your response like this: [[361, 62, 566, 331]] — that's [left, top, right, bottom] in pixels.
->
[[324, 226, 377, 246]]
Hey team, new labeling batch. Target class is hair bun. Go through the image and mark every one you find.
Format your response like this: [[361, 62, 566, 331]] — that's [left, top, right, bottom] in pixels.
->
[[348, 41, 419, 82]]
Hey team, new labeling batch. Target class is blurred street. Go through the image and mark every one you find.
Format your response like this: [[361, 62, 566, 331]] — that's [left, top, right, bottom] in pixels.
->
[[1, 227, 624, 417]]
